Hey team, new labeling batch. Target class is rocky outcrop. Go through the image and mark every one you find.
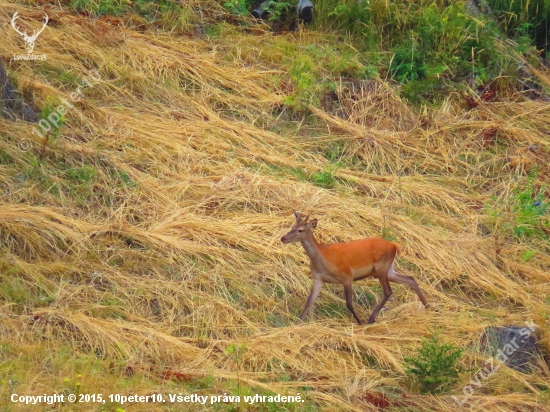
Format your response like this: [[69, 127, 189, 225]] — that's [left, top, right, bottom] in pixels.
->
[[480, 325, 545, 373], [0, 59, 38, 122]]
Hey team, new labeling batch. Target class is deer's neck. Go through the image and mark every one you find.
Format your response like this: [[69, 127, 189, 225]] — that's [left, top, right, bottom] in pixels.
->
[[301, 233, 326, 269]]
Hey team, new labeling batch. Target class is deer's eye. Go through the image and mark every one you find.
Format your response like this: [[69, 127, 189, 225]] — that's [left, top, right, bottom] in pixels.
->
[[298, 229, 304, 232]]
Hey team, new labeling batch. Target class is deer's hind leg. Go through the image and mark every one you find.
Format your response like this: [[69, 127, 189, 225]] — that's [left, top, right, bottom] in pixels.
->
[[367, 275, 393, 324], [343, 280, 362, 325], [387, 265, 428, 307]]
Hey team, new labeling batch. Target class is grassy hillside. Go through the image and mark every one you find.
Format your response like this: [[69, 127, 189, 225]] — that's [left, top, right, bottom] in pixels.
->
[[1, 0, 550, 411]]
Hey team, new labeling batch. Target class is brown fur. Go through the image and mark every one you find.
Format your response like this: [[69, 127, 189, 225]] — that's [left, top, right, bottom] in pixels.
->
[[281, 212, 428, 324]]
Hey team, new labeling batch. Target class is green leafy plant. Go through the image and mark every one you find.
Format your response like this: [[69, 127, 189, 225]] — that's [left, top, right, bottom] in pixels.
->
[[223, 0, 251, 16], [66, 166, 97, 185], [284, 56, 318, 112], [509, 173, 550, 238], [328, 3, 350, 19], [40, 97, 65, 141], [268, 0, 294, 21], [321, 0, 530, 103], [486, 172, 550, 240], [521, 249, 536, 262], [388, 3, 481, 102], [405, 326, 464, 394], [34, 97, 66, 160], [117, 170, 137, 188], [390, 37, 426, 83], [486, 0, 550, 53], [514, 23, 536, 53], [310, 166, 337, 189]]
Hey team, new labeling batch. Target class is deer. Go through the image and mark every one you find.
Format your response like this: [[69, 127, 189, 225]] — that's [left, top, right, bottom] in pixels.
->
[[281, 211, 428, 324], [11, 11, 49, 54]]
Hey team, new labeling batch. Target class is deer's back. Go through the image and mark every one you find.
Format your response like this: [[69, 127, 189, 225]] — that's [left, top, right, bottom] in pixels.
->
[[319, 237, 399, 277]]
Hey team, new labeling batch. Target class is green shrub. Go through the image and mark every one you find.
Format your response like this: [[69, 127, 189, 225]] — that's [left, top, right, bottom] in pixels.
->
[[313, 0, 532, 102], [388, 3, 507, 102], [405, 327, 464, 394]]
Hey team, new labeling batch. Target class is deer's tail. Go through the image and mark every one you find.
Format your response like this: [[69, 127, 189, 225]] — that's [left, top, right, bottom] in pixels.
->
[[393, 242, 404, 257]]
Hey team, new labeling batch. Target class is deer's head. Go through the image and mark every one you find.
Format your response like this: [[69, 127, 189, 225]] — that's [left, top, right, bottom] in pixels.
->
[[11, 11, 49, 54], [281, 211, 317, 244]]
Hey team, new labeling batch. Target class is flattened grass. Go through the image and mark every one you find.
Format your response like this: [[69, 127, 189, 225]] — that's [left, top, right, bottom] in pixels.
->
[[1, 1, 550, 411]]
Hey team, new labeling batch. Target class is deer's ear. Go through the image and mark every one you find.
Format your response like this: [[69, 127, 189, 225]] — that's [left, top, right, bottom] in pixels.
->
[[293, 211, 302, 221], [308, 219, 318, 228]]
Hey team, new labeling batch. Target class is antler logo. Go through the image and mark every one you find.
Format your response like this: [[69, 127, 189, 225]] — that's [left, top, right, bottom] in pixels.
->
[[11, 11, 49, 54]]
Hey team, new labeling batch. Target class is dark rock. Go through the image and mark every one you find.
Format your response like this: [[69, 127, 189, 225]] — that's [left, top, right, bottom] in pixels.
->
[[480, 325, 543, 373], [0, 59, 38, 123]]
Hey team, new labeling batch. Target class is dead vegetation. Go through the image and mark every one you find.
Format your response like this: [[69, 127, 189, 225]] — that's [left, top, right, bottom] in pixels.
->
[[0, 1, 550, 411]]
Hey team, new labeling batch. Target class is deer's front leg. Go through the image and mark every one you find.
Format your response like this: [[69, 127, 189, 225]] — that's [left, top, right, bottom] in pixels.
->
[[343, 281, 363, 325], [299, 277, 324, 322]]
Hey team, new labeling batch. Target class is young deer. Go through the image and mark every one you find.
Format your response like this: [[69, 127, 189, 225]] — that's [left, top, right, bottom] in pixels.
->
[[281, 212, 428, 324]]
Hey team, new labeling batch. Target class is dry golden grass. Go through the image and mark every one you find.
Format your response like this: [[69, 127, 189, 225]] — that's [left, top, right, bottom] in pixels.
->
[[1, 1, 550, 411]]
